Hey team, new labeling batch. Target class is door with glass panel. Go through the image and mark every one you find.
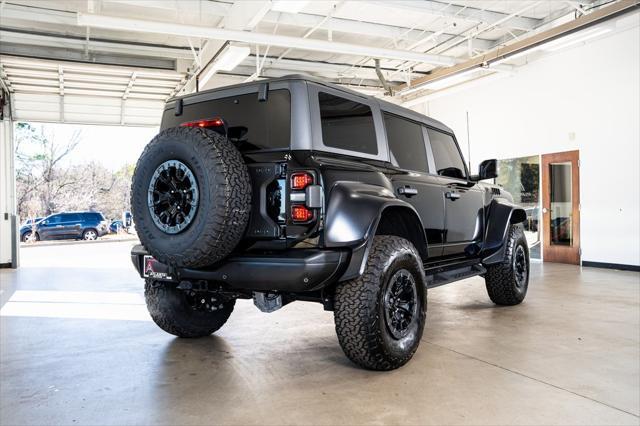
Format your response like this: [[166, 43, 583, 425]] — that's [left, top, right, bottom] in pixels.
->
[[542, 150, 580, 264]]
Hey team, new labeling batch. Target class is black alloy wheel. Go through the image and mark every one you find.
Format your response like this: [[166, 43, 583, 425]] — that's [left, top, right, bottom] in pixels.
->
[[147, 160, 199, 234], [383, 269, 418, 340]]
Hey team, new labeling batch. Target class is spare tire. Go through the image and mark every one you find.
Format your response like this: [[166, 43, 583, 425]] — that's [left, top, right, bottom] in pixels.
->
[[131, 127, 251, 268]]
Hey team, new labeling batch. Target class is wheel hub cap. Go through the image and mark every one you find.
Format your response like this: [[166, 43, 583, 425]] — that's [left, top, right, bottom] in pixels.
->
[[384, 269, 418, 339], [514, 245, 527, 289], [147, 160, 199, 234]]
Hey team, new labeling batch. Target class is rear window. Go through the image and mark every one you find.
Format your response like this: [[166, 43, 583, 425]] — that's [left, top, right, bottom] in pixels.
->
[[318, 92, 378, 155], [161, 89, 291, 151]]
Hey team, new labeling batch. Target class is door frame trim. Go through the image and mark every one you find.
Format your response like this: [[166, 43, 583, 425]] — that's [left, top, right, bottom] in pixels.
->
[[541, 149, 581, 265]]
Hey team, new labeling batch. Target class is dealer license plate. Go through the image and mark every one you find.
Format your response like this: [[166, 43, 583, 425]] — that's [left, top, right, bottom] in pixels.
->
[[142, 255, 174, 280]]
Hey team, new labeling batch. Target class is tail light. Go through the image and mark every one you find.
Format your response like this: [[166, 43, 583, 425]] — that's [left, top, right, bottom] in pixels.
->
[[291, 205, 313, 222], [180, 117, 225, 128], [290, 172, 313, 190]]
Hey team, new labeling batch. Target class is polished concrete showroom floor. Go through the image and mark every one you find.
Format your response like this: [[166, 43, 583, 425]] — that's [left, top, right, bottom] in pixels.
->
[[1, 241, 638, 425]]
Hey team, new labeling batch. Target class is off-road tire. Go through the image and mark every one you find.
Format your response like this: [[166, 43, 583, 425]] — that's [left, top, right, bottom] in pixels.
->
[[485, 224, 529, 306], [144, 280, 235, 338], [334, 236, 427, 371], [131, 127, 251, 268]]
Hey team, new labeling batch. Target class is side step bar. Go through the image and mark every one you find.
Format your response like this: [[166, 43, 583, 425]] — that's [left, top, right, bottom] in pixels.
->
[[424, 259, 487, 289]]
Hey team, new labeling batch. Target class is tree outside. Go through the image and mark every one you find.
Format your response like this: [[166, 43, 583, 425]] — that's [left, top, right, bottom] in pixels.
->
[[15, 122, 136, 223]]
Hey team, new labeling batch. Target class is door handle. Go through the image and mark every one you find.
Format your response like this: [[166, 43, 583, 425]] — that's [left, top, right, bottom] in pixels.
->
[[445, 191, 461, 200], [397, 186, 418, 197]]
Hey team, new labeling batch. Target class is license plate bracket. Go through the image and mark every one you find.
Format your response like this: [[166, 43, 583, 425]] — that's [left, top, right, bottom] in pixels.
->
[[142, 255, 174, 280]]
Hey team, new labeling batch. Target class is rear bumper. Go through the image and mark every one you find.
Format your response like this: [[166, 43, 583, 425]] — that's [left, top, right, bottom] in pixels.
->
[[131, 245, 349, 292]]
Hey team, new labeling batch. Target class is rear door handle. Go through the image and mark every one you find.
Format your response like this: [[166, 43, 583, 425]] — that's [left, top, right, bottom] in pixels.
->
[[397, 186, 418, 197], [445, 191, 461, 200]]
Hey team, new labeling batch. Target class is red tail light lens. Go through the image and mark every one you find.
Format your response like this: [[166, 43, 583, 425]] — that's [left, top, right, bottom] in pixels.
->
[[180, 117, 224, 128], [291, 205, 313, 222], [291, 172, 314, 190]]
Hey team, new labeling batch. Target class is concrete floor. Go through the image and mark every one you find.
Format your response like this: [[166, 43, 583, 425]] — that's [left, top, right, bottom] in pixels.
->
[[1, 242, 639, 426]]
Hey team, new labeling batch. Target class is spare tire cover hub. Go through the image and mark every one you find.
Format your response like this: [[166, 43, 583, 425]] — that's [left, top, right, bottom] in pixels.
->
[[147, 160, 199, 234]]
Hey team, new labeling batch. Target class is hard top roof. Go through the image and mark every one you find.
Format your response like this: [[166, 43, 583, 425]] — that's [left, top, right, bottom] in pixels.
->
[[170, 74, 454, 135]]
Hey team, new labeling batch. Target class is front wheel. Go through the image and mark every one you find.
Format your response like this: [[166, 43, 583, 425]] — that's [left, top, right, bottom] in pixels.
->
[[334, 236, 427, 370], [22, 231, 39, 243], [82, 229, 98, 240], [484, 224, 530, 306], [144, 280, 235, 338]]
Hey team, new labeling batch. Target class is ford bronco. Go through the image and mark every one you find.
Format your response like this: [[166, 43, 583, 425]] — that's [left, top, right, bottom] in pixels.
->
[[130, 75, 529, 370]]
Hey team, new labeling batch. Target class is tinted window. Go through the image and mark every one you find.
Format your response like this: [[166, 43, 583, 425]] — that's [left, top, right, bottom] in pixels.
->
[[63, 214, 82, 222], [83, 212, 104, 221], [161, 89, 291, 151], [427, 129, 467, 179], [47, 215, 62, 224], [384, 113, 428, 172], [318, 92, 377, 155]]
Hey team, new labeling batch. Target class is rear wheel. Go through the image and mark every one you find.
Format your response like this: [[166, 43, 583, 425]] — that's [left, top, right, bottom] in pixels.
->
[[334, 236, 427, 370], [144, 280, 235, 338], [484, 224, 530, 305]]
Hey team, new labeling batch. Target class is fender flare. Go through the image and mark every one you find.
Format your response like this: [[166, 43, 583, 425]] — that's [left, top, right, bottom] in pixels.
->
[[482, 198, 527, 264], [323, 181, 427, 281]]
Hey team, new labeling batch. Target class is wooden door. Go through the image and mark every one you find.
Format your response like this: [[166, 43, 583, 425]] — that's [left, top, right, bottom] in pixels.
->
[[542, 150, 580, 264]]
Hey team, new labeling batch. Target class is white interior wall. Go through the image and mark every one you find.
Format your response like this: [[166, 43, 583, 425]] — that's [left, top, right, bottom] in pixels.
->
[[412, 19, 640, 266]]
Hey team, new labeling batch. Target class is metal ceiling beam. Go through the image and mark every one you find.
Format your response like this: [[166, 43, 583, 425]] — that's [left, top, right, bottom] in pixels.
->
[[366, 0, 542, 31], [399, 0, 639, 95], [1, 2, 495, 59], [0, 56, 184, 79], [241, 55, 428, 82], [0, 29, 195, 60], [259, 10, 496, 51], [77, 13, 460, 66], [0, 43, 177, 70], [99, 1, 499, 50]]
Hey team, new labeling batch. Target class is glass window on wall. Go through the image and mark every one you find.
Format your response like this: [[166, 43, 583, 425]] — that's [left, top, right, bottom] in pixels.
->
[[496, 155, 541, 259]]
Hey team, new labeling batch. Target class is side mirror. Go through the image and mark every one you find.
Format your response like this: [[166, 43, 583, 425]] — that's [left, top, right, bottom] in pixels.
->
[[472, 159, 498, 181], [42, 220, 49, 226]]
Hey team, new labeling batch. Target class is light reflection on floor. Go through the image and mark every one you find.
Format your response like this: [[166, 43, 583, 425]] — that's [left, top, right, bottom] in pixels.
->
[[0, 290, 150, 321]]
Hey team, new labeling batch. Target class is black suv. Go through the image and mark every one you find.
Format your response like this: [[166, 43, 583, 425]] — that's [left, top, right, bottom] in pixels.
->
[[130, 76, 529, 370], [21, 211, 109, 242]]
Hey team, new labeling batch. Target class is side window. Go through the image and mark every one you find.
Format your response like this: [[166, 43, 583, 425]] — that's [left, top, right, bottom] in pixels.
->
[[65, 214, 81, 222], [383, 113, 429, 173], [48, 215, 62, 224], [318, 92, 378, 155], [427, 129, 467, 179]]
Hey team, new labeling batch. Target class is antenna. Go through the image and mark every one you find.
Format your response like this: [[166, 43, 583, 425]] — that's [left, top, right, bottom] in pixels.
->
[[466, 111, 472, 172]]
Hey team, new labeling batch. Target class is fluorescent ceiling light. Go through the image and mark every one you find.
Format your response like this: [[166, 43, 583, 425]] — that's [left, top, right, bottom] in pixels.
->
[[402, 68, 479, 95], [200, 45, 250, 87], [493, 26, 612, 66], [542, 27, 611, 52], [271, 0, 309, 13]]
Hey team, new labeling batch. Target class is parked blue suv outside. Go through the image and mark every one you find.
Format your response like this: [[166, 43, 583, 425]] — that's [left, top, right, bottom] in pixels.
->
[[20, 211, 109, 242]]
